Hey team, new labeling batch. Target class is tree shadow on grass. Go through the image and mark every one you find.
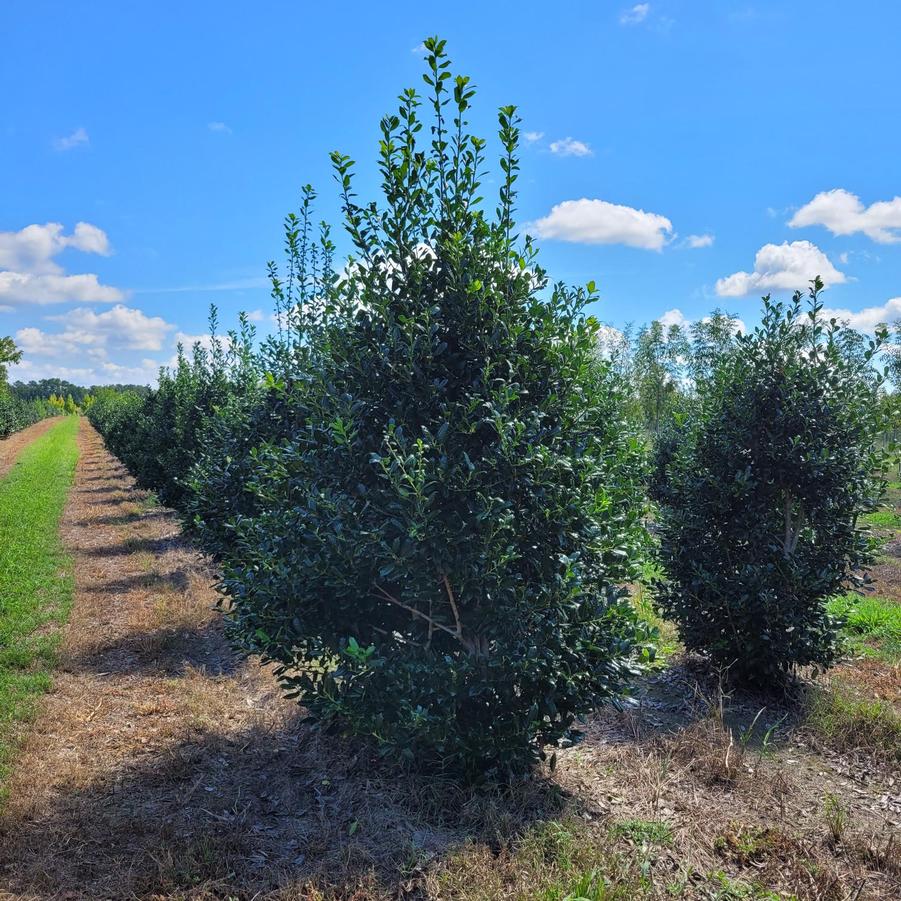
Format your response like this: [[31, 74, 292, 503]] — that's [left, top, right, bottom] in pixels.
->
[[88, 570, 192, 595], [61, 622, 241, 677], [74, 510, 170, 527], [81, 535, 181, 558], [0, 716, 570, 899]]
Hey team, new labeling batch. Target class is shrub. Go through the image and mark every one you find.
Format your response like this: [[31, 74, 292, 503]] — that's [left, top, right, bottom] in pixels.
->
[[656, 280, 890, 683], [215, 38, 651, 776], [0, 390, 51, 439], [88, 312, 257, 508]]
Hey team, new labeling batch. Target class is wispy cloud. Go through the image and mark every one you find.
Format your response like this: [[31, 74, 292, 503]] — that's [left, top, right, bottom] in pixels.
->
[[682, 233, 715, 249], [53, 127, 89, 151], [207, 121, 232, 134], [549, 136, 592, 157], [620, 3, 650, 25], [134, 276, 268, 295], [524, 131, 545, 143]]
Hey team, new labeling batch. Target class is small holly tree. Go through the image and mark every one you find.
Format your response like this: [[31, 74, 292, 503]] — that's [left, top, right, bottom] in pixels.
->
[[657, 279, 890, 683], [216, 38, 651, 776]]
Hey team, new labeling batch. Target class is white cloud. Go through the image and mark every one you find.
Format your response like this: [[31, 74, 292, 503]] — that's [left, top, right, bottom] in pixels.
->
[[9, 356, 163, 387], [524, 131, 544, 143], [207, 121, 232, 134], [549, 136, 592, 157], [529, 198, 673, 250], [0, 272, 124, 305], [683, 233, 715, 249], [8, 304, 174, 387], [820, 297, 901, 332], [245, 308, 265, 322], [0, 221, 120, 305], [411, 42, 427, 55], [15, 304, 174, 356], [789, 188, 901, 244], [620, 3, 650, 25], [715, 240, 847, 297], [658, 308, 689, 329], [53, 127, 89, 151], [0, 222, 111, 274]]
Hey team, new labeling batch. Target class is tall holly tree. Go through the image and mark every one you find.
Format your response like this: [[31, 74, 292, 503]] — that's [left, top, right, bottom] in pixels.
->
[[657, 279, 891, 683], [217, 38, 651, 776]]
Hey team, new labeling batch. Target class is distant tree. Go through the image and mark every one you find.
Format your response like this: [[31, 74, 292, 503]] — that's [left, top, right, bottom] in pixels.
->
[[0, 337, 22, 386], [632, 320, 690, 434]]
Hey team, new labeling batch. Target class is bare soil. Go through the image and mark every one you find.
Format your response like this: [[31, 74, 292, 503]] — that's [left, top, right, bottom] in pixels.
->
[[0, 421, 898, 899]]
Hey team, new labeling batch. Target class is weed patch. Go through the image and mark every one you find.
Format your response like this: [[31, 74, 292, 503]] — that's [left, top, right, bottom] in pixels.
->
[[827, 592, 900, 661], [804, 684, 901, 763]]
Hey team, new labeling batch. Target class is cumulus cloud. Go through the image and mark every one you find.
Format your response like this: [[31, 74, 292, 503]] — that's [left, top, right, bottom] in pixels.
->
[[0, 222, 110, 274], [524, 131, 544, 143], [0, 272, 123, 305], [9, 304, 174, 387], [620, 3, 650, 25], [658, 308, 690, 329], [53, 127, 89, 151], [820, 297, 901, 333], [0, 222, 121, 305], [715, 240, 846, 297], [549, 136, 592, 157], [683, 233, 715, 249], [15, 304, 174, 356], [789, 188, 901, 244], [529, 198, 673, 250], [10, 356, 163, 387]]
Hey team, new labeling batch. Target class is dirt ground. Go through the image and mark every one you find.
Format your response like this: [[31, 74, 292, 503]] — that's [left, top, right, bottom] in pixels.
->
[[0, 419, 60, 480], [0, 421, 898, 899]]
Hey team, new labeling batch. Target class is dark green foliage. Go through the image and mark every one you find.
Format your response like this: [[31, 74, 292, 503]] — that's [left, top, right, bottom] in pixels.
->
[[0, 336, 53, 438], [656, 280, 890, 683], [87, 313, 257, 508], [83, 39, 664, 776], [0, 391, 51, 439], [196, 39, 651, 776]]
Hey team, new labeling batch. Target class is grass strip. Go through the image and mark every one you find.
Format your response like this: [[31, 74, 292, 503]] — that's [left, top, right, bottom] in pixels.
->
[[0, 417, 79, 793]]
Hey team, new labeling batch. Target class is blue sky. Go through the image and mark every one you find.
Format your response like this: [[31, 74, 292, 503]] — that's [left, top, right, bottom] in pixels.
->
[[2, 0, 900, 385]]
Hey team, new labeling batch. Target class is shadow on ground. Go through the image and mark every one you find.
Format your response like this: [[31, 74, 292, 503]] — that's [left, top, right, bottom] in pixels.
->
[[0, 714, 568, 899]]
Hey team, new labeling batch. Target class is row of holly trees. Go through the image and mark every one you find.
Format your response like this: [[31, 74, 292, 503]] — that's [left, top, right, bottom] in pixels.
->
[[86, 39, 892, 779]]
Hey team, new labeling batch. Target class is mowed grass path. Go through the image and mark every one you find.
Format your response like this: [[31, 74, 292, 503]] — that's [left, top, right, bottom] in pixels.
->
[[0, 417, 79, 789]]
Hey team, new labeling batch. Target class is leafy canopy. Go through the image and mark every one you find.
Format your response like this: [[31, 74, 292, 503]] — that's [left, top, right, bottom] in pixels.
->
[[208, 37, 652, 776], [656, 278, 891, 683]]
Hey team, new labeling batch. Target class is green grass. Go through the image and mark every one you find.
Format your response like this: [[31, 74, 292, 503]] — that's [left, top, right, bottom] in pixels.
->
[[804, 685, 901, 763], [826, 592, 901, 662], [0, 417, 79, 791], [610, 819, 673, 846], [860, 508, 901, 530]]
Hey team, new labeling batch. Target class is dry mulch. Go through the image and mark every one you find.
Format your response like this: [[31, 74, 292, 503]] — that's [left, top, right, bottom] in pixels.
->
[[0, 419, 60, 480], [0, 421, 898, 900]]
